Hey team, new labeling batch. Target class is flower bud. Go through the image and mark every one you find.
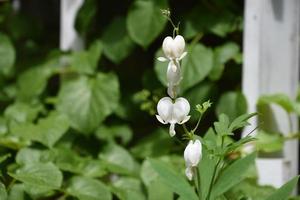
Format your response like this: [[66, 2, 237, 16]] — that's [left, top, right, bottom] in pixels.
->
[[184, 139, 202, 180]]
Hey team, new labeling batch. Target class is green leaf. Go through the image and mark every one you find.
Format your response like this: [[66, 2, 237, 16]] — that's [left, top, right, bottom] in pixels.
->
[[258, 94, 298, 114], [181, 44, 214, 91], [184, 82, 216, 121], [127, 0, 167, 48], [7, 184, 26, 200], [209, 42, 239, 81], [96, 124, 133, 145], [67, 176, 112, 200], [130, 128, 173, 158], [0, 32, 15, 76], [75, 0, 96, 36], [216, 91, 247, 121], [265, 176, 299, 200], [102, 17, 135, 64], [17, 65, 54, 101], [51, 148, 107, 177], [148, 158, 198, 200], [256, 130, 284, 153], [212, 153, 256, 198], [12, 112, 69, 148], [70, 40, 102, 74], [57, 72, 119, 133], [111, 177, 146, 200], [229, 112, 257, 132], [0, 182, 7, 200], [141, 160, 173, 200], [16, 148, 45, 165], [4, 102, 43, 124], [9, 162, 63, 194], [99, 143, 138, 175]]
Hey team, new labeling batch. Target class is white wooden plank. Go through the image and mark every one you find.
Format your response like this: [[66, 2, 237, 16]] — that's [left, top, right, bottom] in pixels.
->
[[60, 0, 84, 51], [243, 0, 299, 188]]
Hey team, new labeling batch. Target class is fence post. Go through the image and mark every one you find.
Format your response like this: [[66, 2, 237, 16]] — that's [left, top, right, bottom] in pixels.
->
[[60, 0, 84, 51], [243, 0, 299, 188]]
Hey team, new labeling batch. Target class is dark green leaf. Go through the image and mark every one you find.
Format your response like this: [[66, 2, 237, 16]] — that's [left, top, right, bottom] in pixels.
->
[[75, 0, 97, 36], [102, 17, 135, 63], [127, 0, 168, 48], [216, 91, 247, 122], [111, 177, 146, 200], [181, 44, 214, 91]]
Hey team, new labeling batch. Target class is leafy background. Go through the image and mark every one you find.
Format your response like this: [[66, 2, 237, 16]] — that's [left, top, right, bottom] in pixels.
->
[[0, 0, 295, 199]]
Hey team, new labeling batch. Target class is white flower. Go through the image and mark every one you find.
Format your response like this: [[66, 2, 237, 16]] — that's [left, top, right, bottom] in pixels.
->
[[184, 139, 202, 180], [157, 35, 187, 74], [167, 61, 182, 98], [156, 97, 190, 137], [160, 35, 187, 60]]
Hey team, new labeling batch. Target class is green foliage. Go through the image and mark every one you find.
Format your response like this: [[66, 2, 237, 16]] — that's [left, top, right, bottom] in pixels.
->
[[127, 0, 168, 48], [148, 158, 198, 200], [57, 72, 119, 133], [66, 176, 112, 200], [265, 176, 299, 200], [0, 32, 15, 77]]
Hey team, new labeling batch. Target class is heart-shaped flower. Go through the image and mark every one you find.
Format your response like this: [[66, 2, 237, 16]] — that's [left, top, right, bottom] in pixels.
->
[[156, 97, 190, 136], [157, 35, 187, 68], [184, 139, 202, 180]]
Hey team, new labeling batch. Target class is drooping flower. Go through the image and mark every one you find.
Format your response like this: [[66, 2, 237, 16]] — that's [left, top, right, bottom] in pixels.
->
[[184, 139, 202, 180], [159, 35, 187, 61], [156, 97, 190, 136], [167, 61, 182, 98]]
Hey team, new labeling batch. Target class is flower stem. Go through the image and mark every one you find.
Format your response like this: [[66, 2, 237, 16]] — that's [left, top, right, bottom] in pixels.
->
[[206, 136, 224, 200], [196, 167, 202, 200], [192, 114, 203, 134]]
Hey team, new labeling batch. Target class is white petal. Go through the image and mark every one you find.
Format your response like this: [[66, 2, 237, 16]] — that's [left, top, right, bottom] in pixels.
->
[[162, 36, 174, 59], [172, 97, 190, 122], [156, 115, 167, 124], [185, 167, 193, 181], [167, 85, 176, 99], [169, 123, 176, 137], [179, 115, 191, 124], [157, 97, 173, 122], [157, 57, 168, 62], [178, 51, 187, 60], [167, 62, 181, 85], [184, 140, 202, 167], [173, 35, 185, 58]]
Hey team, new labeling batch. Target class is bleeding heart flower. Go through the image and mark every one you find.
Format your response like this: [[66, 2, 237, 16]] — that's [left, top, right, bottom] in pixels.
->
[[156, 97, 190, 136], [157, 35, 187, 69], [184, 139, 202, 180]]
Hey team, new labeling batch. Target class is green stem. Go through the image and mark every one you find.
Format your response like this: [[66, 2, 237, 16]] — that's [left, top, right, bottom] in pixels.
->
[[192, 114, 203, 134], [206, 136, 224, 200], [182, 124, 190, 135], [196, 167, 202, 200]]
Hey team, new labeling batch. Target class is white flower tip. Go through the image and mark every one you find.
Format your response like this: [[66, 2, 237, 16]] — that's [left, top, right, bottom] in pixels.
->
[[179, 51, 187, 60], [169, 123, 176, 137], [157, 57, 168, 62], [179, 115, 191, 124], [156, 115, 167, 124], [185, 167, 193, 181]]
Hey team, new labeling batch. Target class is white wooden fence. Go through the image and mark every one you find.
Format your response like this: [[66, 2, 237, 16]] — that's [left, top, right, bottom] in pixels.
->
[[243, 0, 299, 188], [59, 0, 300, 189]]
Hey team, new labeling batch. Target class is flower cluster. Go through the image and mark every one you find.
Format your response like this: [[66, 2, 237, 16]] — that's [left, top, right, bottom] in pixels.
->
[[155, 34, 202, 180]]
